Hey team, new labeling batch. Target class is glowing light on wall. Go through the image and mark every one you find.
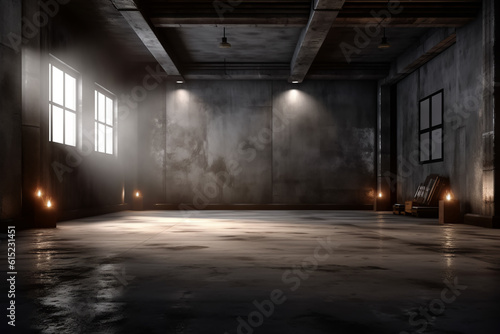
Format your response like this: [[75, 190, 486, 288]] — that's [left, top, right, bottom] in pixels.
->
[[47, 200, 52, 208], [136, 191, 140, 197], [37, 190, 42, 197], [446, 193, 451, 201], [378, 192, 383, 198]]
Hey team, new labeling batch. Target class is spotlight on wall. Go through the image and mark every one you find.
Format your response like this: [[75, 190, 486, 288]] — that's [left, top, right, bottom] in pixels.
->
[[219, 27, 231, 49], [378, 28, 391, 49]]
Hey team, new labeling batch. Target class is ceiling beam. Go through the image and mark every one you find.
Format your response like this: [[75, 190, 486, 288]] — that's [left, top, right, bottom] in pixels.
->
[[288, 0, 346, 83], [382, 28, 457, 85], [333, 17, 475, 27], [110, 0, 183, 79], [151, 17, 308, 28]]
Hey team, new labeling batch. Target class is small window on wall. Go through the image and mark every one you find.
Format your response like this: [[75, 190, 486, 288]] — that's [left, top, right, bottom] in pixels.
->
[[419, 90, 443, 164], [94, 87, 115, 155], [49, 61, 78, 146]]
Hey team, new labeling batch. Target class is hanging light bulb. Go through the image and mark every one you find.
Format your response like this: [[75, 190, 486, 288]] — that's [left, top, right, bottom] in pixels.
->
[[219, 27, 231, 49], [378, 28, 391, 49]]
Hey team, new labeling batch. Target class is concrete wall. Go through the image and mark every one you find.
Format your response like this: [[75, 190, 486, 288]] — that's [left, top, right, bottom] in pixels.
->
[[139, 80, 377, 206], [0, 1, 141, 225], [43, 7, 140, 217], [0, 0, 23, 221], [396, 16, 485, 214]]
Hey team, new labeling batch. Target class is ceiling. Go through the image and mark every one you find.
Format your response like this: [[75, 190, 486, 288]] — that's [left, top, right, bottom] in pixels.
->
[[65, 0, 482, 81]]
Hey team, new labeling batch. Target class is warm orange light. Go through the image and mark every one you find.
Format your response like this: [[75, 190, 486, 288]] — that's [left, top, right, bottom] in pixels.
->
[[47, 200, 52, 208], [136, 192, 140, 197], [378, 192, 382, 198], [37, 190, 42, 197], [446, 193, 451, 201]]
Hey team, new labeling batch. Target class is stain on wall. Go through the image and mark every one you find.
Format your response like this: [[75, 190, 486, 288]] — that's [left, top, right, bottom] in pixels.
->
[[141, 80, 377, 206]]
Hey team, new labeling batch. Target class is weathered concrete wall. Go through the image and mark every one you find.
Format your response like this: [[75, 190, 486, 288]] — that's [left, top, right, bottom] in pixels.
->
[[140, 80, 377, 206], [0, 0, 23, 221], [396, 16, 485, 214], [272, 81, 376, 204], [163, 81, 274, 206], [44, 7, 140, 214], [0, 1, 142, 223]]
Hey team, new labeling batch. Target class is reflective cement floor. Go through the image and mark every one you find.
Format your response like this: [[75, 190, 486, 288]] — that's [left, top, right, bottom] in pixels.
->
[[3, 210, 500, 334]]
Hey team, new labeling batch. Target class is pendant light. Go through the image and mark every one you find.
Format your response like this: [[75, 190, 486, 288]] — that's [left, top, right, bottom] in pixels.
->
[[219, 27, 231, 49], [378, 28, 390, 49]]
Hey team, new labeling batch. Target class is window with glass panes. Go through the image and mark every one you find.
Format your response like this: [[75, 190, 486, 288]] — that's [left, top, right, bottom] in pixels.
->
[[95, 89, 115, 155], [419, 90, 444, 164], [49, 62, 77, 146]]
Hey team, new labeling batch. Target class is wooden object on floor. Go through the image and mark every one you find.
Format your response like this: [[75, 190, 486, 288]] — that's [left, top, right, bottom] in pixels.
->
[[397, 174, 449, 217], [132, 194, 143, 210], [439, 200, 460, 224], [393, 204, 405, 215], [34, 207, 57, 228]]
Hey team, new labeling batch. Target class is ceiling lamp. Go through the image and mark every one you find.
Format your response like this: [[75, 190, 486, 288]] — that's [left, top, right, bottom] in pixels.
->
[[378, 28, 391, 49], [219, 27, 231, 49]]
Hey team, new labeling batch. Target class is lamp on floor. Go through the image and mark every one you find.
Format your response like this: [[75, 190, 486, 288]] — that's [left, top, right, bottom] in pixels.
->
[[133, 191, 143, 211], [439, 192, 460, 224], [374, 191, 391, 211], [34, 190, 57, 228]]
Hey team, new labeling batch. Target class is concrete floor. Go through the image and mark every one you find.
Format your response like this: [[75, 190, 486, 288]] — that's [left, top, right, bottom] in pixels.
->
[[3, 210, 500, 334]]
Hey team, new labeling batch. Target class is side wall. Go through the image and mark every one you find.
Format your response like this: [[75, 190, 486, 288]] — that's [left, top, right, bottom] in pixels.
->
[[0, 0, 23, 221], [139, 80, 377, 207], [396, 16, 485, 214], [0, 0, 141, 226]]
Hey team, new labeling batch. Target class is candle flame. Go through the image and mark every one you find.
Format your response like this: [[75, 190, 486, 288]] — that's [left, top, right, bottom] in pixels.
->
[[37, 190, 42, 197], [378, 192, 382, 198], [47, 200, 52, 208], [446, 193, 451, 201], [136, 192, 140, 197]]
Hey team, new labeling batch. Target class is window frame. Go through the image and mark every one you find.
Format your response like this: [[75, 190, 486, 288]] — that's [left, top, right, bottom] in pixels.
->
[[94, 84, 117, 156], [419, 89, 444, 164], [48, 57, 80, 147]]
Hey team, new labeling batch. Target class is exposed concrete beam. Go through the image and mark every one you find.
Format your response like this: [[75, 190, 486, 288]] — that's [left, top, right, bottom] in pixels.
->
[[110, 0, 183, 78], [180, 62, 387, 80], [288, 0, 345, 83], [381, 28, 457, 85], [150, 16, 474, 29], [110, 0, 137, 10], [151, 17, 308, 28], [334, 17, 475, 28]]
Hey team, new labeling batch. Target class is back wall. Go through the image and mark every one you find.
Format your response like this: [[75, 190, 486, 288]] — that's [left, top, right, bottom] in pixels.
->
[[138, 80, 377, 207]]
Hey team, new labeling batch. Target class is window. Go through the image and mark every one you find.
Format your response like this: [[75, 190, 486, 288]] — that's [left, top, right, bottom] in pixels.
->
[[49, 62, 78, 146], [419, 90, 443, 163], [94, 87, 115, 155]]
